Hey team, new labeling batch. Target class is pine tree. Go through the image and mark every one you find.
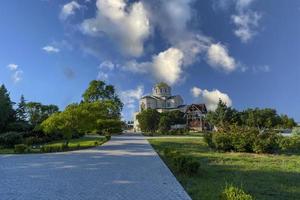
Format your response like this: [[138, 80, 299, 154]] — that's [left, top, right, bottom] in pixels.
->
[[16, 95, 27, 122], [0, 84, 15, 131]]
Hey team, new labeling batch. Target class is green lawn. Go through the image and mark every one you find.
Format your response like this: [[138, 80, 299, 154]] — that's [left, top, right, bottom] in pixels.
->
[[0, 137, 107, 154], [149, 137, 300, 200]]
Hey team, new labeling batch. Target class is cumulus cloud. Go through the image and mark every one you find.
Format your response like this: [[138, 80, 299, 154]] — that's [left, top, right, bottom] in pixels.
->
[[191, 87, 202, 98], [7, 63, 23, 83], [191, 86, 232, 111], [81, 0, 150, 57], [152, 48, 184, 85], [123, 47, 184, 85], [60, 1, 81, 20], [207, 43, 237, 72], [120, 85, 144, 108], [42, 45, 60, 53]]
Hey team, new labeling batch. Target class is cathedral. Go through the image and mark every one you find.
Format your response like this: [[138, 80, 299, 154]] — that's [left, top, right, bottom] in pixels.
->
[[134, 82, 208, 131]]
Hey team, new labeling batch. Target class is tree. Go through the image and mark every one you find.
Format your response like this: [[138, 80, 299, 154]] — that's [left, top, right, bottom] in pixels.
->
[[137, 109, 160, 133], [26, 102, 59, 126], [0, 84, 15, 132], [82, 80, 123, 117], [158, 115, 172, 132], [16, 95, 27, 122], [206, 99, 235, 131]]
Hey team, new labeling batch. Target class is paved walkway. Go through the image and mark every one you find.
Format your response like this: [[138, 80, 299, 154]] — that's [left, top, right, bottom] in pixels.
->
[[0, 133, 191, 200]]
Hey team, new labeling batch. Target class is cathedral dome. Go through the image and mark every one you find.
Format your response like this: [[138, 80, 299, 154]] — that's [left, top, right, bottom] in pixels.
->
[[153, 82, 171, 97]]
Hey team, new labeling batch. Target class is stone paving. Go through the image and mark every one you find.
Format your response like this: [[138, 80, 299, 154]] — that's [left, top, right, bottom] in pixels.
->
[[0, 133, 191, 200]]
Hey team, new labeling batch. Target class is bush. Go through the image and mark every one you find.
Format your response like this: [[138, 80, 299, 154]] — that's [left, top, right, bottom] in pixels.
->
[[14, 144, 28, 153], [0, 132, 24, 148], [252, 131, 280, 153], [220, 185, 253, 200], [212, 132, 234, 152], [41, 145, 63, 153], [163, 148, 200, 176], [292, 127, 300, 136], [279, 136, 300, 152], [105, 135, 111, 141], [205, 128, 281, 154]]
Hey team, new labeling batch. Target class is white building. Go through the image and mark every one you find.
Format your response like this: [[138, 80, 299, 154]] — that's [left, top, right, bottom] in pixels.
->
[[133, 82, 186, 131]]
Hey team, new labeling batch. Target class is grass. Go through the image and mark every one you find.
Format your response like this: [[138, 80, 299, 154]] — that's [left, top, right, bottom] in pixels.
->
[[149, 137, 300, 200], [0, 136, 108, 154]]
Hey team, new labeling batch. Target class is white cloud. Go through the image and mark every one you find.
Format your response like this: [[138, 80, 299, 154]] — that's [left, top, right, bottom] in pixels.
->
[[81, 0, 150, 57], [232, 11, 261, 43], [191, 87, 202, 98], [12, 70, 23, 83], [152, 48, 184, 85], [192, 86, 232, 111], [123, 47, 184, 85], [120, 85, 144, 108], [42, 45, 60, 53], [232, 0, 261, 43], [60, 1, 81, 20], [7, 63, 18, 71], [207, 43, 237, 72], [99, 61, 115, 71]]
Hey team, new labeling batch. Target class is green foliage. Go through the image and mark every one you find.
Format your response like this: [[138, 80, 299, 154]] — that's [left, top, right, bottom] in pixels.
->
[[212, 132, 234, 152], [137, 109, 160, 133], [0, 132, 23, 148], [158, 115, 171, 132], [220, 185, 253, 200], [205, 128, 281, 154], [16, 95, 27, 122], [14, 144, 28, 153], [279, 136, 300, 152], [292, 127, 300, 136], [0, 84, 15, 132], [41, 100, 122, 139], [26, 102, 59, 126], [206, 100, 238, 131], [82, 80, 123, 115], [206, 100, 296, 130], [163, 148, 200, 176], [252, 131, 280, 153]]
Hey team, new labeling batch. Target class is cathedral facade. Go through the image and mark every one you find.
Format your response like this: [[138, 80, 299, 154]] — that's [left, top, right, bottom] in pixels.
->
[[134, 82, 186, 131]]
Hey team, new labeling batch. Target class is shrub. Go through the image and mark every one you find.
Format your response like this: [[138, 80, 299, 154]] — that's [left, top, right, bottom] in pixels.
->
[[14, 144, 28, 153], [253, 131, 280, 153], [279, 136, 300, 152], [292, 127, 300, 136], [105, 135, 111, 141], [41, 145, 63, 153], [212, 132, 234, 152], [0, 132, 24, 148], [163, 148, 200, 176], [220, 185, 253, 200]]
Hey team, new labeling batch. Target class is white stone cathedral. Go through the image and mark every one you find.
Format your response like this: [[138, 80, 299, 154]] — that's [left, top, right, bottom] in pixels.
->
[[133, 82, 186, 131]]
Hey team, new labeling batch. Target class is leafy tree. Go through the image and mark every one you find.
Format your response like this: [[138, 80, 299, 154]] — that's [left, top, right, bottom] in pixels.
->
[[0, 84, 15, 132], [82, 80, 123, 116], [16, 95, 27, 122], [137, 109, 160, 133], [279, 114, 296, 129], [26, 102, 59, 126], [159, 115, 172, 132]]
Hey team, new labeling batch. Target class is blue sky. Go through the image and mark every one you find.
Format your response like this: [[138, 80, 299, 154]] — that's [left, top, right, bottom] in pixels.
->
[[0, 0, 299, 121]]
